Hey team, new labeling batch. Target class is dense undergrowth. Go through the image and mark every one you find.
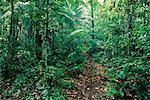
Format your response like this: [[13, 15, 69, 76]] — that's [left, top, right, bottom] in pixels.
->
[[94, 2, 150, 99], [0, 34, 86, 99], [0, 0, 150, 99]]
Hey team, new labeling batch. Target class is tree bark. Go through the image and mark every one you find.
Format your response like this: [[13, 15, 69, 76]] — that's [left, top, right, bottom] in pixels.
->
[[35, 1, 42, 62], [144, 0, 149, 26], [89, 0, 95, 99], [42, 0, 49, 66], [91, 0, 95, 39], [5, 0, 18, 78]]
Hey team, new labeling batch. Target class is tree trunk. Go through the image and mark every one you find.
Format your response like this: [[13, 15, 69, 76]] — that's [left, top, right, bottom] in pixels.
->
[[35, 1, 42, 62], [5, 0, 18, 78], [89, 0, 95, 99], [127, 0, 133, 38], [42, 0, 49, 66], [91, 0, 95, 39], [144, 0, 149, 26]]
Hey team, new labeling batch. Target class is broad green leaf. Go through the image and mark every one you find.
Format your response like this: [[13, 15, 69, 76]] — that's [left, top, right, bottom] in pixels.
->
[[123, 64, 129, 75], [58, 12, 75, 24], [118, 71, 125, 79], [70, 29, 87, 36]]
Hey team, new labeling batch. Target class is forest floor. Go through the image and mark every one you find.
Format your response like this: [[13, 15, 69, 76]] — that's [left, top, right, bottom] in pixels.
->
[[0, 60, 109, 100], [66, 60, 108, 100]]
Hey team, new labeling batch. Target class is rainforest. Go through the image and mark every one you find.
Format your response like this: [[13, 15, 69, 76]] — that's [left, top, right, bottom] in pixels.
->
[[0, 0, 150, 99]]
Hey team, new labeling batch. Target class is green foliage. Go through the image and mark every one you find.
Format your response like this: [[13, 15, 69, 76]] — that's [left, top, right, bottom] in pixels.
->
[[0, 0, 149, 99], [95, 0, 150, 99], [0, 0, 89, 98]]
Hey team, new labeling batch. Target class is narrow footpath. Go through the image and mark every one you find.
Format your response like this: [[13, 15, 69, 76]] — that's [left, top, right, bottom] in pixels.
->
[[66, 60, 108, 100]]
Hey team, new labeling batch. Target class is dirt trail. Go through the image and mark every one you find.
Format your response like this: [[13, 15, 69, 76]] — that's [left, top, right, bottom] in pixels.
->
[[66, 61, 107, 100]]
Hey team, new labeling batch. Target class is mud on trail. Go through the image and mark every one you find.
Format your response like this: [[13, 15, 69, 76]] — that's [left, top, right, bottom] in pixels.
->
[[66, 60, 108, 100]]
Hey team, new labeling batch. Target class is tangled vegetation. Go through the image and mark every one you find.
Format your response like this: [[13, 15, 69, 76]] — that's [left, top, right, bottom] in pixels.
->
[[0, 0, 149, 99]]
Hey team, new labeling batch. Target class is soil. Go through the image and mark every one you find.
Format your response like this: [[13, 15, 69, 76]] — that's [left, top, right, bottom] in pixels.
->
[[66, 60, 108, 100]]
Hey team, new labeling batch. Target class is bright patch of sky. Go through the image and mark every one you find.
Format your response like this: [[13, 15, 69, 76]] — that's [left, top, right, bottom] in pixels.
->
[[98, 0, 104, 5], [83, 0, 104, 5]]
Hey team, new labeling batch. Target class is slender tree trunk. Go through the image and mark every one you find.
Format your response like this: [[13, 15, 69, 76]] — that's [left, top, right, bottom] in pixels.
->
[[42, 0, 49, 66], [127, 0, 133, 38], [51, 29, 55, 53], [7, 0, 15, 65], [35, 27, 42, 62], [126, 0, 134, 55], [35, 1, 42, 62], [0, 19, 2, 35], [143, 0, 149, 26], [26, 17, 36, 62], [27, 19, 32, 52], [89, 0, 95, 99], [8, 0, 15, 60], [5, 0, 18, 77], [91, 0, 95, 39]]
